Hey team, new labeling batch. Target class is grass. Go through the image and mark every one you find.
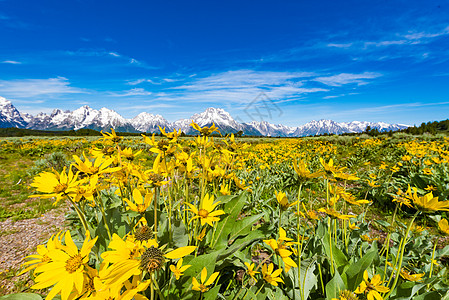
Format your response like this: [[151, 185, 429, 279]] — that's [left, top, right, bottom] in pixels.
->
[[0, 152, 62, 222]]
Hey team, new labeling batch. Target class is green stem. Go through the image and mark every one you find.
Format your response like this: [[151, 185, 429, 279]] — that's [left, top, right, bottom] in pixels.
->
[[296, 183, 303, 296], [384, 210, 419, 299], [318, 262, 325, 296], [97, 196, 112, 239], [254, 284, 264, 297], [154, 186, 159, 234], [152, 273, 166, 300], [66, 196, 89, 234], [428, 238, 438, 279]]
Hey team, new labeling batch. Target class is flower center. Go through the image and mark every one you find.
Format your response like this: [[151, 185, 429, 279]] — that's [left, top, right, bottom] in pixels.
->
[[41, 254, 51, 263], [198, 209, 209, 218], [53, 183, 68, 194], [199, 284, 208, 292], [134, 226, 153, 242], [65, 254, 83, 273], [140, 246, 164, 273], [89, 166, 99, 174], [137, 204, 147, 213]]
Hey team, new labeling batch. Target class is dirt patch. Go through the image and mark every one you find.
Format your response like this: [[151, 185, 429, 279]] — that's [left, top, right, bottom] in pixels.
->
[[0, 206, 67, 294]]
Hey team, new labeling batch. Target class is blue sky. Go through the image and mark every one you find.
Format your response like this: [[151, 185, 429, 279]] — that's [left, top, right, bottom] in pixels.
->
[[1, 0, 448, 126]]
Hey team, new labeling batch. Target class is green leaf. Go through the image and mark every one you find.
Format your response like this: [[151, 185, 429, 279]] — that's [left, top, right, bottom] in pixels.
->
[[322, 232, 348, 271], [183, 250, 223, 280], [229, 213, 263, 241], [172, 218, 189, 248], [299, 258, 318, 300], [212, 193, 247, 249], [204, 285, 220, 300], [412, 291, 442, 300], [392, 281, 427, 300], [325, 269, 345, 299], [217, 229, 265, 261], [343, 243, 378, 290]]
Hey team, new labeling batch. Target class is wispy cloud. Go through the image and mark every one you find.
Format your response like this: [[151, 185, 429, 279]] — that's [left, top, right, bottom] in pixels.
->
[[324, 24, 449, 62], [403, 26, 449, 41], [109, 88, 152, 97], [127, 77, 181, 85], [62, 49, 157, 69], [2, 60, 21, 64], [327, 43, 353, 48], [151, 70, 327, 105], [314, 72, 382, 86], [0, 77, 87, 98]]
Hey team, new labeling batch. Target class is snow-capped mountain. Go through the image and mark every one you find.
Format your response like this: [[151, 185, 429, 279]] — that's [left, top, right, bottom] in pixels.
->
[[294, 119, 349, 136], [130, 112, 171, 132], [27, 106, 135, 132], [250, 121, 296, 137], [0, 97, 28, 128], [173, 107, 242, 134], [0, 98, 409, 136]]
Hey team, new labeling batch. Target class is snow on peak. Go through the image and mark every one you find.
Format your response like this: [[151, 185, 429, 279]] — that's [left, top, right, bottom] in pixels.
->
[[191, 107, 236, 127], [0, 96, 11, 106]]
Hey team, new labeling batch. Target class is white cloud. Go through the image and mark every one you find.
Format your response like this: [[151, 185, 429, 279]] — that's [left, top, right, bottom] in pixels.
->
[[314, 72, 382, 86], [403, 26, 449, 41], [327, 43, 353, 48], [153, 70, 325, 104], [109, 52, 120, 57], [0, 77, 87, 98], [127, 79, 147, 85], [109, 88, 152, 97], [127, 78, 162, 85], [163, 78, 180, 83], [364, 40, 408, 47], [2, 60, 21, 64]]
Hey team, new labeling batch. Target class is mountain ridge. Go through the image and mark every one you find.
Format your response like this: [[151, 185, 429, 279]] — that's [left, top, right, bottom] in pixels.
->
[[0, 97, 409, 136]]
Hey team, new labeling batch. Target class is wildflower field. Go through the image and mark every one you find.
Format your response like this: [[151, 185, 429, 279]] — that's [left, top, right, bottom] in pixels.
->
[[1, 125, 449, 300]]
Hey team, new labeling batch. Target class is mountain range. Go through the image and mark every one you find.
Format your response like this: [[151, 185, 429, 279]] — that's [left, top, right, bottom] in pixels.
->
[[0, 97, 409, 137]]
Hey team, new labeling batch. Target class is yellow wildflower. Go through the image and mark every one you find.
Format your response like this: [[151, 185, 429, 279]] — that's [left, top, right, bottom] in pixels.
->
[[355, 270, 390, 300], [124, 188, 153, 214], [244, 262, 259, 282], [192, 267, 220, 292], [263, 228, 297, 272], [170, 258, 191, 280], [31, 166, 79, 203], [318, 208, 356, 220], [31, 231, 98, 300], [101, 234, 196, 288], [275, 191, 297, 211], [438, 218, 449, 235], [400, 269, 425, 282], [261, 263, 284, 286], [406, 185, 449, 212], [101, 128, 122, 143], [186, 194, 225, 227]]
